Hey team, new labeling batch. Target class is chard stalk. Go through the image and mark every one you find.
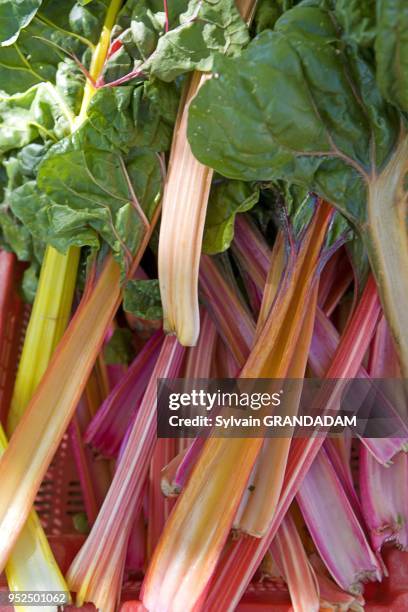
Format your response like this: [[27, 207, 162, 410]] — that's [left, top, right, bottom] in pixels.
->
[[183, 309, 218, 379], [0, 255, 121, 568], [360, 448, 408, 552], [0, 252, 23, 423], [204, 274, 381, 611], [232, 215, 272, 314], [199, 255, 255, 366], [67, 336, 185, 612], [360, 317, 408, 551], [161, 439, 205, 497], [256, 232, 288, 335], [8, 246, 80, 433], [85, 330, 164, 457], [158, 0, 257, 346], [125, 510, 146, 574], [232, 215, 271, 293], [310, 555, 365, 612], [236, 284, 318, 536], [366, 133, 408, 376], [158, 72, 213, 346], [310, 308, 408, 464], [69, 363, 112, 523], [161, 311, 217, 497], [147, 439, 177, 560], [141, 202, 332, 612], [297, 448, 382, 593], [270, 513, 320, 612]]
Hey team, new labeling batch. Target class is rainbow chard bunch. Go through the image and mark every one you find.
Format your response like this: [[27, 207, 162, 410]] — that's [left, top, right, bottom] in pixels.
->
[[187, 0, 408, 373], [0, 1, 407, 612]]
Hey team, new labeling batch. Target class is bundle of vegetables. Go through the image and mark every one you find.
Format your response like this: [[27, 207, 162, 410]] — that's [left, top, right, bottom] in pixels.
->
[[0, 0, 407, 611]]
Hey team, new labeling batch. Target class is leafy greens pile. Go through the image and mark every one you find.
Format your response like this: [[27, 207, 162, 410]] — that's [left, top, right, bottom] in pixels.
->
[[0, 0, 249, 299]]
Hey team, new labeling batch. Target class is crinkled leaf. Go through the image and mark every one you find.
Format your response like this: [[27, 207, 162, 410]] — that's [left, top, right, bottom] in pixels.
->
[[146, 0, 249, 81], [0, 0, 42, 46], [0, 0, 104, 94], [376, 0, 408, 112], [105, 0, 248, 83], [188, 5, 401, 226], [103, 0, 184, 83], [104, 328, 134, 364], [132, 80, 180, 150], [55, 59, 86, 116], [86, 81, 179, 153], [0, 206, 34, 260], [117, 0, 187, 33], [203, 180, 259, 254], [123, 278, 163, 319], [0, 83, 72, 154], [10, 121, 162, 271], [331, 0, 376, 47], [9, 181, 101, 252]]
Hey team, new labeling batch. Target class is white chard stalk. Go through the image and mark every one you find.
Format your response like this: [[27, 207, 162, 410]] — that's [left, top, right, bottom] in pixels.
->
[[158, 72, 213, 346], [158, 0, 257, 346]]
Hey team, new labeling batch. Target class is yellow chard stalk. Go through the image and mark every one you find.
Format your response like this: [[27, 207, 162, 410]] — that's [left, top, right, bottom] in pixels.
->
[[236, 284, 319, 536], [158, 0, 257, 346], [0, 0, 123, 602]]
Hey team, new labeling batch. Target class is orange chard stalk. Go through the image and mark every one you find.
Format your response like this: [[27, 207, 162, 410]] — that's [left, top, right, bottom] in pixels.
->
[[141, 202, 333, 611], [158, 0, 257, 346], [236, 284, 319, 536]]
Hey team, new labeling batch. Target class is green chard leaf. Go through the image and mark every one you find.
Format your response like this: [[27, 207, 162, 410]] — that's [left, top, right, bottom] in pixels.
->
[[203, 179, 259, 254], [146, 0, 250, 82], [0, 141, 45, 292], [8, 88, 169, 272], [0, 0, 106, 94], [104, 0, 249, 84], [253, 0, 297, 34], [86, 81, 179, 152], [376, 0, 408, 112], [0, 83, 73, 154], [123, 278, 163, 320], [0, 0, 42, 46], [187, 5, 401, 227]]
